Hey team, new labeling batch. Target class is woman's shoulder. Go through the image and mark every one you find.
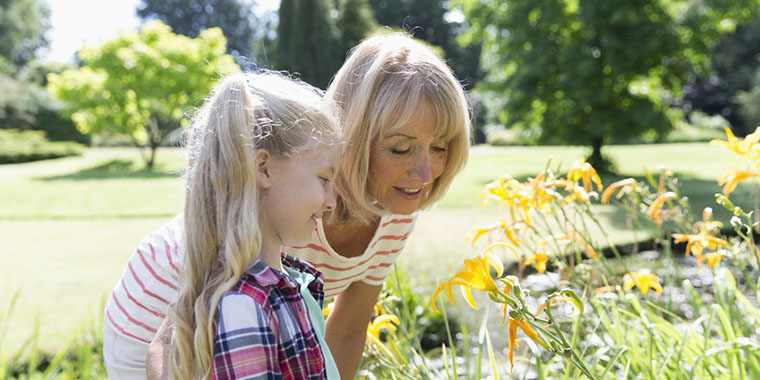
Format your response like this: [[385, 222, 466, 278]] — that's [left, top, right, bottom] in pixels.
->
[[377, 212, 418, 232]]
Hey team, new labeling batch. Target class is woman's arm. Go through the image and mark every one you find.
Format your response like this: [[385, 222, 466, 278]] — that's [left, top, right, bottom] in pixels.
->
[[325, 280, 383, 380]]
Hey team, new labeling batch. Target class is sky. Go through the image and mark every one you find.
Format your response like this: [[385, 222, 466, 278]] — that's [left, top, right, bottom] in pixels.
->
[[43, 0, 280, 63]]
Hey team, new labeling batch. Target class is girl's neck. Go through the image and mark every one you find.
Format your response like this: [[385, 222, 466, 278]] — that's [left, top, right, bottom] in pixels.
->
[[259, 239, 284, 272]]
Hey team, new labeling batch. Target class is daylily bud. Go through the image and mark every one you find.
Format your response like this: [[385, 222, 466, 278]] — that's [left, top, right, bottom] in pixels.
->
[[702, 207, 713, 221]]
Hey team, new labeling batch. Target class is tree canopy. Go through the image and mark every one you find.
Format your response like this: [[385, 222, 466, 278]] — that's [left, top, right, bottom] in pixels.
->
[[48, 21, 240, 168], [275, 0, 341, 89], [368, 0, 482, 89], [0, 0, 50, 72], [136, 0, 262, 64], [683, 16, 760, 136], [456, 0, 760, 170]]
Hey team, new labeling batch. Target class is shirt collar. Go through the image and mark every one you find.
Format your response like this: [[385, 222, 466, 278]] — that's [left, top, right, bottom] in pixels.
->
[[243, 253, 323, 289]]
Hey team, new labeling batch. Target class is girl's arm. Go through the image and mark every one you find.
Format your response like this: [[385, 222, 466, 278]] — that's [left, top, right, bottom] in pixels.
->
[[146, 319, 172, 380], [214, 294, 279, 379], [325, 281, 383, 379]]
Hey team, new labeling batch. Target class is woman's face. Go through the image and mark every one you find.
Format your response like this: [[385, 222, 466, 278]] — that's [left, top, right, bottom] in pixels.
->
[[367, 102, 448, 215]]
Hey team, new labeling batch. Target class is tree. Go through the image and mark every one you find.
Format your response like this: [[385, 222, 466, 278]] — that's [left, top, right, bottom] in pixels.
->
[[683, 16, 760, 136], [136, 0, 263, 64], [368, 0, 483, 89], [337, 0, 379, 55], [456, 0, 760, 171], [48, 21, 240, 169], [0, 0, 50, 71], [276, 0, 341, 89]]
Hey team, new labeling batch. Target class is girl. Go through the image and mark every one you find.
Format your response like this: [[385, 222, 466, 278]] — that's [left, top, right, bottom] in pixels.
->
[[168, 72, 343, 379], [106, 33, 471, 380]]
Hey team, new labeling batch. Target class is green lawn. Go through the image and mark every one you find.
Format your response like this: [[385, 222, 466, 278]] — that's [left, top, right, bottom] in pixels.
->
[[0, 143, 755, 356]]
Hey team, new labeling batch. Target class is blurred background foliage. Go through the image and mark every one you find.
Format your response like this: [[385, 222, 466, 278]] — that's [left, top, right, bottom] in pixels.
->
[[3, 0, 760, 169]]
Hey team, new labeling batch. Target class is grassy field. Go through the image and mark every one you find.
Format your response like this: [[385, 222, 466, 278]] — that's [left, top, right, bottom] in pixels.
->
[[0, 143, 754, 357]]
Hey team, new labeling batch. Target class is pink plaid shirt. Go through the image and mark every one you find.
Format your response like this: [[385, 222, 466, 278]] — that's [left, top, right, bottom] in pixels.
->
[[213, 255, 327, 379]]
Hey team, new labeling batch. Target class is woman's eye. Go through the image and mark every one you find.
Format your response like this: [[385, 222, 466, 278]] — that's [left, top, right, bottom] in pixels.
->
[[391, 148, 410, 155], [433, 146, 447, 153], [319, 177, 330, 183]]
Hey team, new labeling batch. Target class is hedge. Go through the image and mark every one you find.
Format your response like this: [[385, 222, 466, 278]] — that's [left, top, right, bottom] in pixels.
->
[[0, 129, 84, 164]]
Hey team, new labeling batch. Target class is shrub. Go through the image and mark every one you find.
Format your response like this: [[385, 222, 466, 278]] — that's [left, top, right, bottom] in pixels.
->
[[0, 129, 84, 164]]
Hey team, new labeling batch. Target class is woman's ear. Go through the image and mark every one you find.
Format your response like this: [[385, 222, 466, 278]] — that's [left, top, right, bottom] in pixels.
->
[[255, 149, 272, 189]]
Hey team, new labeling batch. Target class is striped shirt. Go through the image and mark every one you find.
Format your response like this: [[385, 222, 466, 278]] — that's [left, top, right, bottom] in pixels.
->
[[213, 255, 327, 380], [288, 214, 417, 298], [105, 212, 416, 345]]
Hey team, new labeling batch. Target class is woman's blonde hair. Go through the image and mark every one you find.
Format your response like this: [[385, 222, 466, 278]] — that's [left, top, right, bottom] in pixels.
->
[[327, 33, 471, 223], [168, 72, 341, 380]]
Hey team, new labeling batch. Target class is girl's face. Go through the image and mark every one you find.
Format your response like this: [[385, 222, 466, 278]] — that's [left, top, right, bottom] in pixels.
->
[[260, 145, 342, 248], [367, 102, 448, 215]]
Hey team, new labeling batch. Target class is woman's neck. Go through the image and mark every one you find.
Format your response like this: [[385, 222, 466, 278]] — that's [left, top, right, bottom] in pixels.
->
[[323, 215, 381, 259]]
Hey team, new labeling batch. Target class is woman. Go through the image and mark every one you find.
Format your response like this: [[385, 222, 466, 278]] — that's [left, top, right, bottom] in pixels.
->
[[105, 33, 470, 380]]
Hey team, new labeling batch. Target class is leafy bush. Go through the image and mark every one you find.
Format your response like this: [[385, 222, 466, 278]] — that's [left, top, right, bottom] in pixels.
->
[[0, 129, 84, 164], [0, 73, 89, 145], [485, 125, 540, 146]]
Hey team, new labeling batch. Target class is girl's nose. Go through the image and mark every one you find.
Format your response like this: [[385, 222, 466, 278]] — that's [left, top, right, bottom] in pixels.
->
[[324, 184, 337, 211]]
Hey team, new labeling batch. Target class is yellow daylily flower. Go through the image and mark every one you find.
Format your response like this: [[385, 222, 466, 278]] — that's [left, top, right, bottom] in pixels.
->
[[322, 301, 335, 317], [646, 192, 677, 227], [600, 178, 638, 203], [673, 233, 729, 261], [710, 127, 760, 157], [524, 250, 549, 274], [507, 318, 550, 373], [431, 243, 517, 313], [702, 251, 727, 268], [623, 270, 663, 296], [367, 313, 400, 340], [717, 169, 758, 196], [566, 159, 603, 193], [465, 219, 522, 247], [563, 183, 597, 204]]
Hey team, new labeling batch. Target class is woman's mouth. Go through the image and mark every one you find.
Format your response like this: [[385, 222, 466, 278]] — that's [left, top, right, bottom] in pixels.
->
[[394, 186, 423, 199]]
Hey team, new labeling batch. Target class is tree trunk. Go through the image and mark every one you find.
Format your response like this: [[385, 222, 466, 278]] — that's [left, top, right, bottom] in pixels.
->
[[588, 136, 605, 172]]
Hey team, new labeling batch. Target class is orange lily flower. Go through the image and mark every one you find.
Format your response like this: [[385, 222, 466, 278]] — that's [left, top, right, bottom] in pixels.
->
[[507, 318, 550, 372], [647, 192, 677, 227], [600, 178, 638, 203], [566, 159, 603, 193], [717, 169, 758, 196], [431, 243, 517, 313], [623, 270, 663, 296]]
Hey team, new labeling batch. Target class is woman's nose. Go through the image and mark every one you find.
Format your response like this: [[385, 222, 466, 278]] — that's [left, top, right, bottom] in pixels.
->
[[409, 153, 434, 183]]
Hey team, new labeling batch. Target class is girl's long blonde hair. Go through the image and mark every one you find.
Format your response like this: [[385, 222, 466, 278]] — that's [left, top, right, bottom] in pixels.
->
[[168, 72, 341, 380]]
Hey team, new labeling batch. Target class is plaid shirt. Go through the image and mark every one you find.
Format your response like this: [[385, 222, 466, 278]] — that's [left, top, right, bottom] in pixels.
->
[[213, 254, 327, 380]]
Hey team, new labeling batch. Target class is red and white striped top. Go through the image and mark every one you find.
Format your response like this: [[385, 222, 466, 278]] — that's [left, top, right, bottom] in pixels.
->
[[104, 213, 416, 345], [288, 213, 417, 298]]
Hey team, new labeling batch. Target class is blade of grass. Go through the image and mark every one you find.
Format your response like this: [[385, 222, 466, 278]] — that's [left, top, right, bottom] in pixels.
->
[[485, 327, 500, 380], [440, 299, 458, 379]]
